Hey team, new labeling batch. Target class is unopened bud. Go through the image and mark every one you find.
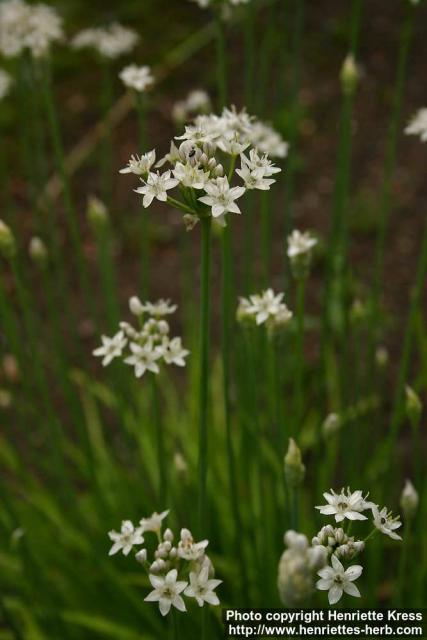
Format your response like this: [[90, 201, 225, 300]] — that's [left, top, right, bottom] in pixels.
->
[[183, 214, 199, 232], [400, 480, 418, 520], [405, 385, 422, 430], [87, 196, 108, 230], [129, 296, 144, 316], [0, 220, 16, 259], [284, 438, 305, 488], [135, 549, 147, 564], [322, 413, 341, 439], [375, 346, 389, 368], [340, 54, 359, 96], [29, 236, 48, 265]]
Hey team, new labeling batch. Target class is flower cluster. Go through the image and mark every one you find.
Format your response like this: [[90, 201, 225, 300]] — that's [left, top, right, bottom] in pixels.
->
[[278, 488, 403, 607], [314, 488, 402, 604], [120, 64, 154, 93], [237, 288, 293, 335], [172, 89, 212, 124], [287, 229, 318, 279], [405, 108, 427, 143], [120, 106, 286, 228], [0, 0, 63, 59], [108, 511, 221, 616], [71, 23, 139, 59], [93, 297, 189, 378], [278, 530, 327, 606], [0, 69, 13, 101]]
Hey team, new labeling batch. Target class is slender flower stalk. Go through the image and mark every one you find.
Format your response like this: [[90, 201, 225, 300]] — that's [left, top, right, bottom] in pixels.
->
[[198, 217, 212, 536], [371, 1, 415, 342]]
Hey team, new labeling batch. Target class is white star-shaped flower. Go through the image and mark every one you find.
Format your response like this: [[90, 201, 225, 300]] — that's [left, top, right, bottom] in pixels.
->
[[119, 64, 154, 92], [236, 163, 275, 191], [140, 510, 169, 533], [124, 342, 162, 378], [316, 488, 375, 522], [287, 229, 318, 259], [198, 176, 245, 218], [405, 108, 427, 142], [240, 148, 281, 176], [372, 505, 402, 541], [108, 520, 144, 556], [135, 171, 179, 208], [144, 569, 188, 617], [119, 150, 156, 176], [316, 555, 362, 605], [172, 162, 209, 189], [184, 566, 222, 607], [248, 289, 285, 325], [175, 124, 217, 145], [162, 337, 190, 367], [177, 528, 209, 561], [93, 330, 127, 366]]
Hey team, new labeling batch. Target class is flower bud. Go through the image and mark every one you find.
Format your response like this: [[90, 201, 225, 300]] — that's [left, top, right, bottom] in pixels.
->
[[163, 528, 174, 542], [135, 549, 147, 564], [284, 438, 305, 488], [129, 296, 144, 316], [87, 196, 108, 230], [29, 236, 48, 265], [183, 214, 199, 232], [322, 412, 341, 439], [340, 54, 359, 96], [375, 346, 389, 368], [400, 479, 418, 520], [405, 385, 422, 430], [0, 220, 16, 259]]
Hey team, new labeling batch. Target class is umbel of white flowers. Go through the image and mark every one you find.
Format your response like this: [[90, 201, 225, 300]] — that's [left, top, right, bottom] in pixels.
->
[[71, 23, 139, 59], [404, 108, 427, 143], [93, 297, 189, 378], [120, 64, 154, 93], [237, 288, 292, 336], [0, 0, 63, 58], [172, 89, 211, 124], [278, 531, 327, 606], [108, 511, 222, 616], [287, 229, 318, 279], [119, 106, 287, 230], [278, 487, 402, 606], [0, 69, 13, 101]]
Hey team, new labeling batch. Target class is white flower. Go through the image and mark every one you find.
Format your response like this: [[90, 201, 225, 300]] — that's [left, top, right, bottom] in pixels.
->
[[217, 135, 250, 156], [172, 89, 211, 123], [144, 569, 188, 617], [140, 510, 169, 533], [0, 69, 12, 101], [162, 337, 190, 367], [236, 163, 275, 191], [119, 151, 156, 176], [248, 289, 285, 325], [0, 0, 63, 59], [405, 108, 427, 142], [371, 505, 402, 541], [93, 330, 127, 366], [135, 171, 179, 208], [124, 342, 162, 377], [178, 528, 209, 561], [316, 488, 374, 522], [316, 555, 362, 605], [172, 162, 209, 189], [119, 64, 154, 92], [141, 299, 177, 317], [248, 121, 289, 158], [72, 23, 138, 59], [198, 176, 245, 218], [287, 229, 318, 259], [176, 124, 217, 145], [108, 520, 144, 556], [184, 566, 222, 607], [240, 148, 281, 177]]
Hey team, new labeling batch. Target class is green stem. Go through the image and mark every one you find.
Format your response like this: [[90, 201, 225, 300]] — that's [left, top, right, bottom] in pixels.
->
[[371, 2, 414, 337], [40, 61, 95, 322], [294, 276, 306, 433], [215, 10, 227, 110], [244, 0, 255, 110], [137, 92, 150, 296], [198, 217, 212, 535], [151, 374, 167, 503], [221, 224, 249, 600], [396, 521, 411, 605], [100, 60, 114, 206]]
